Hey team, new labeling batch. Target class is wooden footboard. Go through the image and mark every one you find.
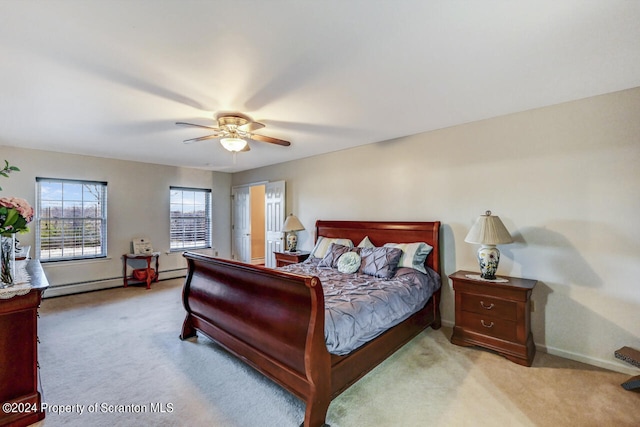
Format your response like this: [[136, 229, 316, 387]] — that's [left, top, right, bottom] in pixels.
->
[[180, 252, 332, 427]]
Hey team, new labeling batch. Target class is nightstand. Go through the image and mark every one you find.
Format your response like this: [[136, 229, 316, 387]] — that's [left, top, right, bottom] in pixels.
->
[[122, 252, 160, 289], [274, 251, 310, 267], [450, 270, 537, 366]]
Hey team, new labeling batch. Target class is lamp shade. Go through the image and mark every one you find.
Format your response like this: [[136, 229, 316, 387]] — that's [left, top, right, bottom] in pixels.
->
[[464, 210, 513, 245], [220, 137, 248, 152], [282, 214, 305, 232]]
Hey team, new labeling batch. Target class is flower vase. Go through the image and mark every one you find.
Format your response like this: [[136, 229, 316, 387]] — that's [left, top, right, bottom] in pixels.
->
[[0, 233, 16, 287]]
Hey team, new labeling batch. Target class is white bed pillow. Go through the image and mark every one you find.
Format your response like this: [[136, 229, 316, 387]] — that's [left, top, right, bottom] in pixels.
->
[[383, 242, 432, 274], [310, 237, 354, 258], [357, 236, 375, 248]]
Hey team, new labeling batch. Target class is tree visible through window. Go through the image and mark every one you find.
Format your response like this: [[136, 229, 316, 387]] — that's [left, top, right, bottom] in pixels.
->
[[170, 187, 211, 250], [36, 178, 107, 261]]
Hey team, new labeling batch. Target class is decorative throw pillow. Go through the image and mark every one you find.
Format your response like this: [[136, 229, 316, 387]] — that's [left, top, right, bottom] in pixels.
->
[[318, 244, 358, 268], [383, 242, 433, 274], [357, 236, 375, 248], [310, 237, 354, 258], [359, 246, 403, 279], [337, 252, 361, 274]]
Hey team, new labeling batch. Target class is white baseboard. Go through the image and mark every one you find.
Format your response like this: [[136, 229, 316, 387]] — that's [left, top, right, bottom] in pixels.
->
[[441, 319, 455, 328], [439, 319, 636, 375], [43, 270, 187, 298], [537, 344, 637, 376]]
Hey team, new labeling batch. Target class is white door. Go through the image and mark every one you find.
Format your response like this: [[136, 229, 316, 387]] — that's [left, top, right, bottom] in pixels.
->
[[264, 180, 286, 268], [231, 186, 251, 262]]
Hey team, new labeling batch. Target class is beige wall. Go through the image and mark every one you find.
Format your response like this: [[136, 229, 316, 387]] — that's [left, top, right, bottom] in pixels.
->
[[0, 146, 232, 296], [232, 87, 640, 374]]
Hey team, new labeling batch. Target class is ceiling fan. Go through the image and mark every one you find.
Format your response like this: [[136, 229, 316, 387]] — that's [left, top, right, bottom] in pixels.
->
[[176, 112, 290, 153]]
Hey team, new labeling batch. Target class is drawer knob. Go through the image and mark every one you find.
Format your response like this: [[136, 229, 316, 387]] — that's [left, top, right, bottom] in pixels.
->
[[480, 301, 495, 310], [481, 320, 494, 328]]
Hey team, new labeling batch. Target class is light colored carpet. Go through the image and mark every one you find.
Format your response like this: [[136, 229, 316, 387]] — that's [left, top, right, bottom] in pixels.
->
[[34, 279, 639, 426]]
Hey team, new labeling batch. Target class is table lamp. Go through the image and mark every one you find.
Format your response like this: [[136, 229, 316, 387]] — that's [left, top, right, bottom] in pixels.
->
[[464, 210, 513, 280], [282, 214, 305, 252]]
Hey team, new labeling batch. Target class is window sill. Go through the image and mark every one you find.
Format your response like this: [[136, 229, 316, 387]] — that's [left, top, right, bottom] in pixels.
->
[[168, 247, 212, 253]]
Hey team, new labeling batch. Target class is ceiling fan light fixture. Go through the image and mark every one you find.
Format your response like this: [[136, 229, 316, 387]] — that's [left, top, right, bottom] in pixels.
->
[[177, 112, 290, 155], [220, 137, 248, 152]]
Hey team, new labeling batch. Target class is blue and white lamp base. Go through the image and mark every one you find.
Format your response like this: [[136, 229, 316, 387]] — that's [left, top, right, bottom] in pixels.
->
[[477, 244, 500, 280], [286, 232, 298, 252]]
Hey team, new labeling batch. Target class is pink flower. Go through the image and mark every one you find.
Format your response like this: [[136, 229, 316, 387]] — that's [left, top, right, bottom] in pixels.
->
[[0, 196, 34, 223]]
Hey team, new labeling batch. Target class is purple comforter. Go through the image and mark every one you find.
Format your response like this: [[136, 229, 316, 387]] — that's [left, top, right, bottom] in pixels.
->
[[278, 258, 441, 355]]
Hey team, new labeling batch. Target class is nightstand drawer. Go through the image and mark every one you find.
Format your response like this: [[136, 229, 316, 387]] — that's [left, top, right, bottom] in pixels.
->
[[458, 311, 517, 342], [460, 293, 517, 320]]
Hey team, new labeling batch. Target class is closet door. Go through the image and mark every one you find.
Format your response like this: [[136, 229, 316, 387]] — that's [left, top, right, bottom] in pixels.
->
[[264, 180, 285, 268], [231, 186, 251, 262]]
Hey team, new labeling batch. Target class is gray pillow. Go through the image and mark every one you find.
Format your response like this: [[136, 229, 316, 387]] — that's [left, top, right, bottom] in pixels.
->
[[359, 246, 403, 279], [318, 244, 359, 268]]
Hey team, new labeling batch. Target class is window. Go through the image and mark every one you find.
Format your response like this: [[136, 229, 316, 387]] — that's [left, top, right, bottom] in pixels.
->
[[170, 187, 211, 251], [36, 178, 107, 261]]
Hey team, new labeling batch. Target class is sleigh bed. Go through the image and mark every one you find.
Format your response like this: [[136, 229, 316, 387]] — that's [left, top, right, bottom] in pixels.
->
[[180, 220, 442, 427]]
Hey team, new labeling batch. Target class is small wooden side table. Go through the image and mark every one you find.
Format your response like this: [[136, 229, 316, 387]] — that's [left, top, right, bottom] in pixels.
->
[[274, 251, 310, 267], [450, 270, 537, 366], [122, 252, 160, 289]]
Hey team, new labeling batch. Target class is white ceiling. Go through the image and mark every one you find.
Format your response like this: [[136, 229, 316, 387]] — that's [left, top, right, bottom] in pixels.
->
[[1, 1, 639, 173]]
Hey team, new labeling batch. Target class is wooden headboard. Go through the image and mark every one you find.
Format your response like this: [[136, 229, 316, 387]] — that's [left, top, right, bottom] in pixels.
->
[[315, 220, 441, 275]]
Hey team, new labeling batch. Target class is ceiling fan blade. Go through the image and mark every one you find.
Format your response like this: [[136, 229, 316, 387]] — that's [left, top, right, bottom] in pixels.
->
[[176, 122, 221, 131], [238, 121, 265, 132], [183, 134, 221, 144], [250, 133, 291, 146]]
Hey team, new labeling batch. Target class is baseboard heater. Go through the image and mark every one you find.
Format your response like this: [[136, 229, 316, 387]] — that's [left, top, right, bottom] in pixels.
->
[[43, 268, 187, 298]]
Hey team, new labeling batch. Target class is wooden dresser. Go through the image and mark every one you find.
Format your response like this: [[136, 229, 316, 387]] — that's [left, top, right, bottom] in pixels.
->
[[450, 270, 537, 367], [0, 260, 49, 427]]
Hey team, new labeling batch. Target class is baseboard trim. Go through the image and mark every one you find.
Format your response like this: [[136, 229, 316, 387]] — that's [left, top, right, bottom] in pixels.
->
[[441, 319, 455, 328], [43, 270, 187, 298], [537, 344, 637, 376], [440, 319, 635, 375]]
